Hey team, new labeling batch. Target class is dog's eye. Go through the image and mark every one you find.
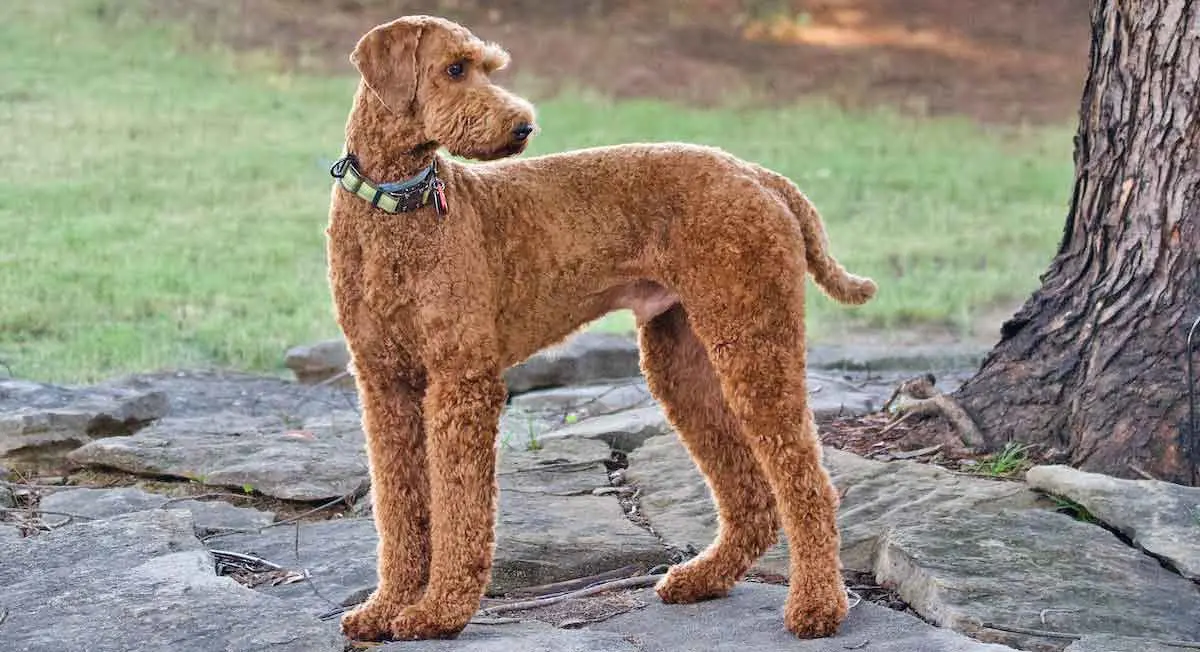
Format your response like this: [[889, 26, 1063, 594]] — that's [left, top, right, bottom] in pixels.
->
[[446, 62, 466, 79]]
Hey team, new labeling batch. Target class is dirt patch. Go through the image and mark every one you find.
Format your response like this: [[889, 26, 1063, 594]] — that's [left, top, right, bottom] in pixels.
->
[[156, 0, 1090, 124]]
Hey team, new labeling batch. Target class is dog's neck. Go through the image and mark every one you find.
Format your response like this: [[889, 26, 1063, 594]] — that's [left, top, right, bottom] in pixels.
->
[[344, 84, 441, 182]]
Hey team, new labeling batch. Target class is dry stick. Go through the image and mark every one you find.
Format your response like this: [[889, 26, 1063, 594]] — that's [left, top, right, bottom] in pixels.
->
[[1128, 463, 1159, 481], [0, 507, 96, 521], [505, 565, 642, 599], [497, 458, 611, 476], [159, 492, 256, 507], [980, 622, 1200, 649], [0, 480, 74, 491], [469, 617, 522, 626], [480, 574, 664, 616], [878, 411, 915, 436], [201, 495, 348, 542]]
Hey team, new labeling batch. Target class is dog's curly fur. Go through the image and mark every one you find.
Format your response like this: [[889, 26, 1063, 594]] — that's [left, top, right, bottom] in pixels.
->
[[327, 15, 877, 642]]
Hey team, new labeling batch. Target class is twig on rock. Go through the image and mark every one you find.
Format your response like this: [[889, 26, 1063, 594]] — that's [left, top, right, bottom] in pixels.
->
[[846, 589, 863, 609], [0, 506, 95, 522], [1038, 608, 1080, 625], [878, 411, 915, 435], [469, 617, 522, 626], [497, 458, 611, 476], [505, 565, 642, 599], [481, 574, 664, 616], [0, 480, 73, 491], [200, 495, 349, 542], [1128, 464, 1158, 481], [160, 492, 255, 507]]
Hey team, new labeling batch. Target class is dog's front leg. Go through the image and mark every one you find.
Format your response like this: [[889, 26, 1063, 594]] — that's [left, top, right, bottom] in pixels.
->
[[339, 372, 431, 642], [373, 367, 506, 640]]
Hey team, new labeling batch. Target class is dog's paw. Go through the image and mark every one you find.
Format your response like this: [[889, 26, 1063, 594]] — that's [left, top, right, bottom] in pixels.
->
[[783, 584, 848, 639], [654, 561, 736, 604], [342, 600, 470, 642], [379, 604, 469, 641], [341, 599, 404, 642]]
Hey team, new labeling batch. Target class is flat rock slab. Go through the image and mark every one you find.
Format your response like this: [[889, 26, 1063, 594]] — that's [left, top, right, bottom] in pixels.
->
[[380, 619, 640, 652], [627, 435, 1041, 575], [382, 584, 1008, 652], [509, 381, 656, 422], [592, 584, 1008, 652], [107, 369, 361, 420], [0, 509, 342, 652], [807, 343, 990, 372], [39, 486, 275, 534], [67, 411, 368, 501], [874, 509, 1200, 649], [1065, 635, 1191, 652], [219, 437, 666, 610], [285, 339, 354, 387], [505, 333, 643, 394], [1026, 464, 1200, 580], [0, 378, 168, 456], [540, 406, 673, 453]]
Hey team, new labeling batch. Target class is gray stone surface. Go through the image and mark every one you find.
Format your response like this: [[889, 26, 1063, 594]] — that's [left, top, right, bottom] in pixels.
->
[[108, 369, 361, 420], [1026, 464, 1200, 580], [285, 339, 354, 387], [588, 584, 1012, 652], [541, 406, 673, 453], [221, 436, 665, 609], [40, 486, 275, 534], [505, 332, 643, 394], [627, 435, 1041, 575], [67, 411, 369, 501], [1064, 635, 1188, 652], [0, 378, 168, 456], [0, 509, 342, 652], [874, 509, 1200, 648], [807, 371, 894, 417], [509, 381, 656, 422], [381, 584, 1010, 651], [380, 620, 640, 652], [807, 343, 990, 372]]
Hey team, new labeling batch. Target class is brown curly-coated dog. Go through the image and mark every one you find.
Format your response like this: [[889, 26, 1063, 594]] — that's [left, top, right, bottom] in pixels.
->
[[326, 14, 877, 643]]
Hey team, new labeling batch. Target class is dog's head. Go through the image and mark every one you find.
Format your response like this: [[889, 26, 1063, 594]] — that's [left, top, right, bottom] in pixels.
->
[[350, 16, 537, 160]]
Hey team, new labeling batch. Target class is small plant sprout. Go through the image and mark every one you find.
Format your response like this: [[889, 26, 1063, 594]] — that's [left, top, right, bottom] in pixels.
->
[[526, 417, 542, 452], [976, 441, 1036, 478]]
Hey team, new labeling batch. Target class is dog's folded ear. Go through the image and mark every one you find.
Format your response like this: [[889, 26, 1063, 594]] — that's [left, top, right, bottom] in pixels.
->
[[350, 17, 425, 115]]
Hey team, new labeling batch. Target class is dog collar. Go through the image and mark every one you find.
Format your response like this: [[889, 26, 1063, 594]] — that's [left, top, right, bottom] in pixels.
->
[[329, 149, 447, 215]]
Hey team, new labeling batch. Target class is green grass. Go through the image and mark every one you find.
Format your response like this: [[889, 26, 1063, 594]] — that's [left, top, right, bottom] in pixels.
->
[[0, 1, 1074, 382], [975, 441, 1037, 478]]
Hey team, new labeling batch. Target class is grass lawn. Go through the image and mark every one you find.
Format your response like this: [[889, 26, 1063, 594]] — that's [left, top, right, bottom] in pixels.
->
[[0, 1, 1075, 383]]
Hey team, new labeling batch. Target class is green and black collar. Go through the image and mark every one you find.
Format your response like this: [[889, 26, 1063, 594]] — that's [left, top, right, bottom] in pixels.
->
[[329, 149, 448, 216]]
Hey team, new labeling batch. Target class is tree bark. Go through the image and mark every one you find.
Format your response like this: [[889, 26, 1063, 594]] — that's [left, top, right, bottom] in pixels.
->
[[954, 0, 1200, 485]]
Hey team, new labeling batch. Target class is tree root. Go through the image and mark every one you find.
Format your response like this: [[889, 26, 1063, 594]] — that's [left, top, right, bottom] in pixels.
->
[[883, 374, 985, 450]]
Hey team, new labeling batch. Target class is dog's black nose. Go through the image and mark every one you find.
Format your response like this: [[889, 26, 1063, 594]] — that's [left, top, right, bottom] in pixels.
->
[[512, 123, 534, 141]]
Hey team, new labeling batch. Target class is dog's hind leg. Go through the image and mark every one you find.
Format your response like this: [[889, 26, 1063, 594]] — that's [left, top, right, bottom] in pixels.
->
[[663, 192, 848, 639], [639, 304, 780, 602], [340, 370, 431, 641]]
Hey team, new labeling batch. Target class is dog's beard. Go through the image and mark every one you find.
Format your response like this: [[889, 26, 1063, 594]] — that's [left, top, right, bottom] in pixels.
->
[[457, 140, 527, 161]]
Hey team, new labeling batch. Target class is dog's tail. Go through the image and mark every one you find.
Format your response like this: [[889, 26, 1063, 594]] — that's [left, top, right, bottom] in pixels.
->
[[763, 172, 877, 306]]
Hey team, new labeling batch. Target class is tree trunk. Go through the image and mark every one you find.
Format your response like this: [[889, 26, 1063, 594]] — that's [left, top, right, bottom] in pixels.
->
[[954, 0, 1200, 485]]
